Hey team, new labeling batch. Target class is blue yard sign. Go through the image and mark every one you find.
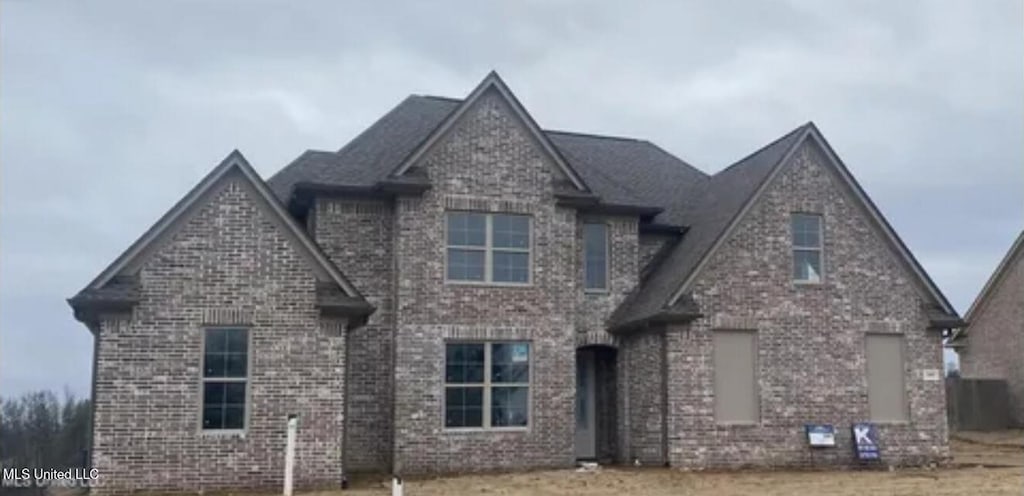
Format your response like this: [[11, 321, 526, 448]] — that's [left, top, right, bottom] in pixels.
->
[[852, 423, 880, 460]]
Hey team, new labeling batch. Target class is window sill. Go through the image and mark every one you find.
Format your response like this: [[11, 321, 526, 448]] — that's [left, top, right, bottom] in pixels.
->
[[869, 420, 911, 426], [199, 429, 247, 438], [715, 421, 760, 427], [443, 427, 530, 434], [445, 280, 533, 288], [584, 289, 610, 295], [792, 280, 825, 288]]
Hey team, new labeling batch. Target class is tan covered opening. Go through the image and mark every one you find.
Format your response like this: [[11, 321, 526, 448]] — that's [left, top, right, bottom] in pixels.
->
[[866, 333, 909, 422], [713, 330, 758, 424]]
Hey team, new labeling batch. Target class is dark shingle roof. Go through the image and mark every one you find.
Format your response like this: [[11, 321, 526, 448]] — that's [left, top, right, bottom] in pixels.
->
[[269, 95, 460, 199], [545, 131, 708, 221], [267, 96, 709, 220], [609, 124, 811, 329], [264, 93, 820, 330]]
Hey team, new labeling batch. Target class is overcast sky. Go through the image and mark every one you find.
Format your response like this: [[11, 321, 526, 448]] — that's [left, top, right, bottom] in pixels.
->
[[1, 1, 1021, 396]]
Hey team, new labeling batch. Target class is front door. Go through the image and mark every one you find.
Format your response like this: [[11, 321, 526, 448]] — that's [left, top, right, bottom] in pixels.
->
[[575, 350, 596, 459]]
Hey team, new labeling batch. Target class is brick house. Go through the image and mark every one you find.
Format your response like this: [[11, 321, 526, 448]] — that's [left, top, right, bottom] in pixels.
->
[[956, 231, 1024, 426], [69, 72, 964, 493]]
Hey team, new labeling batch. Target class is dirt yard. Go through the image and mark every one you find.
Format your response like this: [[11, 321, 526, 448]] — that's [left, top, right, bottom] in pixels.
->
[[333, 432, 1024, 496]]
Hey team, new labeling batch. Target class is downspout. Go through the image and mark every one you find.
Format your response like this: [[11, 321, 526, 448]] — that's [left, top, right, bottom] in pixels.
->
[[620, 339, 631, 464], [88, 323, 100, 471], [341, 319, 351, 487], [659, 329, 669, 466]]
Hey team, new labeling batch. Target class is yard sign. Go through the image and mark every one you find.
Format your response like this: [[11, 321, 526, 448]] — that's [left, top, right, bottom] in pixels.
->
[[852, 423, 880, 461]]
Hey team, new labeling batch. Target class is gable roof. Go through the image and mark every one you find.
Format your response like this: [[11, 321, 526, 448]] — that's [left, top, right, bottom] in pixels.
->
[[261, 74, 958, 333], [609, 124, 810, 330], [70, 151, 371, 327], [956, 230, 1024, 341], [610, 123, 961, 331], [389, 71, 590, 192], [267, 94, 708, 222], [268, 94, 458, 200], [545, 131, 709, 220]]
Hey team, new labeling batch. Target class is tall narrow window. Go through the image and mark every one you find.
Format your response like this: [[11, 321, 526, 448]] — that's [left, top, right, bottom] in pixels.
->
[[202, 328, 249, 430], [583, 223, 608, 291], [445, 341, 530, 429], [866, 334, 909, 422], [791, 213, 823, 282], [446, 212, 531, 284], [713, 330, 758, 424]]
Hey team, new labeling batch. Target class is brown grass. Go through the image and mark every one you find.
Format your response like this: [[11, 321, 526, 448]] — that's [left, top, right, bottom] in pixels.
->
[[330, 432, 1024, 496], [332, 466, 1023, 496]]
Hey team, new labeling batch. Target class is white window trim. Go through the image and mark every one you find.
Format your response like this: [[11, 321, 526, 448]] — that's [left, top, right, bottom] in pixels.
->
[[791, 213, 824, 284], [583, 222, 610, 293], [443, 341, 532, 432], [444, 212, 533, 286], [199, 327, 252, 434]]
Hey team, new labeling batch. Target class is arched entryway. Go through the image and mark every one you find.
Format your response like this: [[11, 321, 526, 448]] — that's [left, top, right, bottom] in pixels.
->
[[575, 345, 617, 461]]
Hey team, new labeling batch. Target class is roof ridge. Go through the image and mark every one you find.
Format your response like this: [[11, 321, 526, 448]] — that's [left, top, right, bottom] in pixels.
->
[[337, 95, 426, 155], [712, 122, 811, 176], [544, 128, 645, 143], [269, 96, 425, 185], [417, 94, 462, 103]]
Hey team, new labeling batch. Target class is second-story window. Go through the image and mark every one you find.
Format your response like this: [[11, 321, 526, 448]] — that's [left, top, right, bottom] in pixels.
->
[[791, 213, 823, 283], [446, 212, 531, 284], [583, 223, 608, 291]]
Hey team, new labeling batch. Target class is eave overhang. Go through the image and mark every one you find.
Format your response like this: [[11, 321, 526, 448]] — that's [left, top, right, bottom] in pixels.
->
[[607, 309, 704, 335], [554, 191, 663, 218], [316, 283, 376, 328], [288, 178, 431, 215]]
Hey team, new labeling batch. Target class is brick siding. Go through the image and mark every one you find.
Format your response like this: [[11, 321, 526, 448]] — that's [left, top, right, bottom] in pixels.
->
[[391, 89, 577, 474], [91, 177, 347, 493], [312, 198, 396, 471], [665, 141, 949, 468], [960, 245, 1024, 426], [85, 88, 953, 490]]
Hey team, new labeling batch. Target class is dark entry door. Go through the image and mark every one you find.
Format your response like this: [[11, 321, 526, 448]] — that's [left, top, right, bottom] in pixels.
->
[[575, 350, 596, 459]]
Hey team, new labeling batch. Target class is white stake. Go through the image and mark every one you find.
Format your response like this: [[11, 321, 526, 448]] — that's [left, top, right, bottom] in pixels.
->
[[392, 475, 403, 496], [284, 416, 298, 496]]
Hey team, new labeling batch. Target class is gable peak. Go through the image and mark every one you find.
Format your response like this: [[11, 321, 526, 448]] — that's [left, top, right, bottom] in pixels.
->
[[390, 71, 590, 192]]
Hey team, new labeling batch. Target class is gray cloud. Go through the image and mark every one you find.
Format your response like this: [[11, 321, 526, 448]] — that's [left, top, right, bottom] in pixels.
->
[[2, 0, 1020, 395]]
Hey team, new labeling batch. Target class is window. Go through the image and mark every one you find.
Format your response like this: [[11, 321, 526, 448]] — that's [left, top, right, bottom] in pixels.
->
[[202, 328, 249, 430], [791, 213, 823, 282], [713, 330, 758, 424], [446, 212, 531, 284], [583, 223, 608, 291], [445, 342, 530, 429], [866, 334, 909, 422]]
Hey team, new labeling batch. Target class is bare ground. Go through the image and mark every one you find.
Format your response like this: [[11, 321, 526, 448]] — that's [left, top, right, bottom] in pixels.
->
[[333, 432, 1024, 496], [335, 466, 1022, 496], [952, 430, 1024, 468]]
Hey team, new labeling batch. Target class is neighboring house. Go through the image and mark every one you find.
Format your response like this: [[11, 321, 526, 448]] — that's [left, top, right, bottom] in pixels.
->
[[956, 231, 1024, 426], [69, 72, 964, 493]]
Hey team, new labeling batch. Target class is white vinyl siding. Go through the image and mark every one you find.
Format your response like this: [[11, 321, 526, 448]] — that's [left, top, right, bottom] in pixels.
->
[[713, 330, 759, 424], [866, 334, 909, 422]]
